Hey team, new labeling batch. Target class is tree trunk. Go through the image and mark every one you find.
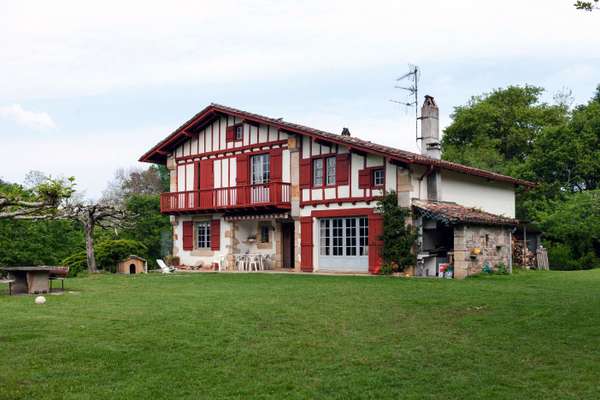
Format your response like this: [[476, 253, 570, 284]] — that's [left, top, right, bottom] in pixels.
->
[[84, 219, 98, 273]]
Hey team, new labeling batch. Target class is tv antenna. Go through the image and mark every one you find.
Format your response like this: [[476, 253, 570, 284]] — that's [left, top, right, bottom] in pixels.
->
[[390, 64, 420, 146]]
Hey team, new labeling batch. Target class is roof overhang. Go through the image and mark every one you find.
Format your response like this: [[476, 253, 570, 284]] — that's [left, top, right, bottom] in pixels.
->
[[138, 103, 535, 188]]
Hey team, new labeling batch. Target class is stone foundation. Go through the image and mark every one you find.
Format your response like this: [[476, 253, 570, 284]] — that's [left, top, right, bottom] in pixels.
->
[[453, 224, 511, 279]]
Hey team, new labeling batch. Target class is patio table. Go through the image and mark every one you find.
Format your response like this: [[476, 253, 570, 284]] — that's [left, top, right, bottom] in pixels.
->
[[0, 266, 58, 295]]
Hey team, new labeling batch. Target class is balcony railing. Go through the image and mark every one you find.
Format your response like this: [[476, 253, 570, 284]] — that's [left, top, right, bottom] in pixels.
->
[[160, 182, 291, 213]]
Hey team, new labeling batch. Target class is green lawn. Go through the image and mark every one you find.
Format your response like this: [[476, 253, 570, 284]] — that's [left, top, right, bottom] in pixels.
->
[[1, 270, 599, 400]]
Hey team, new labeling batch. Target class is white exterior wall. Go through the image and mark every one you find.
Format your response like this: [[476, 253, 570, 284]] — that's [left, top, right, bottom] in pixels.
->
[[174, 214, 229, 267], [440, 170, 516, 218]]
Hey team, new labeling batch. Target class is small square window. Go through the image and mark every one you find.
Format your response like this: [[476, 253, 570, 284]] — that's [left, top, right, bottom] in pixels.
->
[[260, 225, 270, 243], [373, 169, 384, 186], [235, 125, 243, 140]]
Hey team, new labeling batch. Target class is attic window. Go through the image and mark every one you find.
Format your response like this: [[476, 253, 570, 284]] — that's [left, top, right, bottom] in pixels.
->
[[235, 125, 243, 140]]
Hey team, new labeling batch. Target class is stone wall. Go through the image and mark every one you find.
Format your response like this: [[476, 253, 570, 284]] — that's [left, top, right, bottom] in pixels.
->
[[453, 224, 511, 279]]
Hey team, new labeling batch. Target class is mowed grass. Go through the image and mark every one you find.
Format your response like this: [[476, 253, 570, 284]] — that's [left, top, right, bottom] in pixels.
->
[[1, 270, 599, 400]]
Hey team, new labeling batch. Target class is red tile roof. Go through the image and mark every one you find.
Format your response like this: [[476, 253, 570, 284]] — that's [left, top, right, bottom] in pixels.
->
[[413, 200, 519, 226], [139, 103, 535, 187]]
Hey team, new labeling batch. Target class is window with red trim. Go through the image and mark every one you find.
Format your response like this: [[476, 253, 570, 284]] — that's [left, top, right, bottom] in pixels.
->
[[373, 168, 385, 187], [312, 156, 336, 187], [234, 124, 243, 140]]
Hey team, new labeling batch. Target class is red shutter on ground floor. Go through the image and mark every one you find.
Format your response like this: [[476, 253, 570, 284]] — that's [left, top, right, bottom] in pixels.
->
[[358, 168, 372, 189], [210, 219, 220, 250], [299, 158, 311, 188], [336, 153, 350, 185], [182, 221, 194, 251], [300, 216, 313, 272], [368, 214, 383, 274]]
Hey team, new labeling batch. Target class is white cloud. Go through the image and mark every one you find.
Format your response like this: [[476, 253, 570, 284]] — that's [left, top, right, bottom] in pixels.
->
[[0, 104, 56, 130], [0, 125, 169, 200], [0, 1, 598, 101]]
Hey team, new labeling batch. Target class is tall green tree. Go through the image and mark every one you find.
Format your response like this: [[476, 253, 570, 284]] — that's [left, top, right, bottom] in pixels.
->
[[120, 194, 171, 268], [441, 85, 567, 176]]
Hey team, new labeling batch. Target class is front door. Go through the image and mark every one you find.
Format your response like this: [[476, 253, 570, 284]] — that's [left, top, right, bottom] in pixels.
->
[[281, 222, 294, 268]]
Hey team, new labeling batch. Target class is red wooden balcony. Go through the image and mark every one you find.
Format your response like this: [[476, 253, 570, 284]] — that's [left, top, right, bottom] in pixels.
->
[[160, 182, 291, 213]]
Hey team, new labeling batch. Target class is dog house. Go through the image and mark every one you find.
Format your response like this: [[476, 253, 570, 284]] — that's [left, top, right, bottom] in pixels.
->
[[117, 255, 147, 275]]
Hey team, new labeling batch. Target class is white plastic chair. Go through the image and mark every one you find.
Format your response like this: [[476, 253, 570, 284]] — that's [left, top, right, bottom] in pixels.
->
[[247, 255, 259, 272], [218, 256, 227, 272], [236, 255, 247, 272], [157, 259, 175, 274]]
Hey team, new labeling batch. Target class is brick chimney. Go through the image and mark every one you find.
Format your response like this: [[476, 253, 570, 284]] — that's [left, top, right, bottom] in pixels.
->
[[420, 95, 440, 160]]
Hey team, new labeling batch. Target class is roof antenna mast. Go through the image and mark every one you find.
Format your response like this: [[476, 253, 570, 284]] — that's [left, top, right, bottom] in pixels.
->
[[390, 64, 420, 149]]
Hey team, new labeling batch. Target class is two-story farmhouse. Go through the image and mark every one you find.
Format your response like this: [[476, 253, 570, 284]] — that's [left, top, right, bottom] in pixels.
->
[[140, 97, 534, 278]]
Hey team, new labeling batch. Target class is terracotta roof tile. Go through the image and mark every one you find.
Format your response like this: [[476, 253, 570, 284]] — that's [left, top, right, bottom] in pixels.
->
[[413, 199, 519, 226]]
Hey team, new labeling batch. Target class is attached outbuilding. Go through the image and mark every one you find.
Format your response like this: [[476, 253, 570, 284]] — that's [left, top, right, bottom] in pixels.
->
[[413, 200, 519, 278], [117, 255, 147, 275]]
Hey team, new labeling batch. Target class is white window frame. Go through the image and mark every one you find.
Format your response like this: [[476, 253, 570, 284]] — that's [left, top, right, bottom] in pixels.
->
[[373, 169, 385, 186], [313, 158, 323, 186], [326, 157, 336, 186], [319, 217, 368, 257], [251, 154, 270, 184], [235, 125, 243, 140], [196, 221, 211, 249]]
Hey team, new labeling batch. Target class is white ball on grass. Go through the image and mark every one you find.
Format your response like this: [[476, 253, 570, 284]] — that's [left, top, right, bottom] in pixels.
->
[[35, 296, 46, 304]]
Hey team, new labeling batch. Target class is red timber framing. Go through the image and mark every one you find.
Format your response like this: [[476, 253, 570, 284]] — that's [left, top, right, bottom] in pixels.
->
[[140, 104, 533, 188], [301, 208, 383, 274], [162, 144, 291, 214]]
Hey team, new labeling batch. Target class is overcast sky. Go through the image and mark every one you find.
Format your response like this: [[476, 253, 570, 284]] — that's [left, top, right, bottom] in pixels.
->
[[1, 1, 599, 198]]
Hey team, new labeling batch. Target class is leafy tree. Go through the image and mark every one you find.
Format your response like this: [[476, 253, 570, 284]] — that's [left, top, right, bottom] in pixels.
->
[[120, 194, 171, 269], [575, 0, 599, 11], [376, 192, 418, 272], [102, 165, 168, 204], [537, 190, 600, 270], [0, 175, 75, 220], [441, 85, 567, 176], [61, 202, 132, 273]]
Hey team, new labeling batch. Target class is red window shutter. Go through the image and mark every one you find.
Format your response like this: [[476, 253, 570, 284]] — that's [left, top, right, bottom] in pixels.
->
[[358, 168, 371, 189], [236, 154, 249, 204], [236, 154, 249, 185], [299, 158, 311, 188], [210, 219, 220, 250], [199, 159, 214, 208], [368, 214, 383, 274], [199, 159, 214, 189], [336, 153, 349, 185], [300, 216, 313, 272], [270, 148, 283, 181], [182, 221, 194, 250], [226, 126, 235, 142], [193, 160, 199, 191]]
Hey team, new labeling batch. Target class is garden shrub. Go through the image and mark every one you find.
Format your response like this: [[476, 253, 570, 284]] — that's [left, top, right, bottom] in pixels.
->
[[62, 239, 147, 276]]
